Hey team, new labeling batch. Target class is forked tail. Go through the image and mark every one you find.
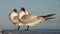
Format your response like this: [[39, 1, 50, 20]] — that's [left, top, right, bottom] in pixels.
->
[[41, 14, 56, 18], [41, 14, 56, 20]]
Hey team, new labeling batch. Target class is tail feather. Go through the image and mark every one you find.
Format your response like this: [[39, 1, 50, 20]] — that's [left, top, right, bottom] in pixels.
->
[[45, 17, 56, 20], [41, 14, 56, 18], [47, 17, 55, 19]]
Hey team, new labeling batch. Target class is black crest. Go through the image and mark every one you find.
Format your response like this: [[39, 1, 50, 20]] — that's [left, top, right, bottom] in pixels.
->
[[21, 7, 25, 11], [13, 9, 17, 13]]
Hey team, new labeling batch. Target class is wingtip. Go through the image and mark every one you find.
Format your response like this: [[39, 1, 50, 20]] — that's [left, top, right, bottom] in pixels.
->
[[47, 14, 56, 16], [51, 14, 56, 15]]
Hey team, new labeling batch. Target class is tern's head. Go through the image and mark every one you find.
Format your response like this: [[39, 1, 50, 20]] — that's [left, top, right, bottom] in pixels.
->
[[21, 7, 25, 12], [9, 9, 18, 18], [18, 7, 28, 19], [21, 7, 28, 14], [13, 9, 17, 13]]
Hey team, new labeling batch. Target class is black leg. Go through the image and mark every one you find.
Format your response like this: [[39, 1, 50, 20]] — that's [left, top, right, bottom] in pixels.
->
[[17, 26, 20, 30], [27, 26, 29, 30], [24, 26, 29, 31]]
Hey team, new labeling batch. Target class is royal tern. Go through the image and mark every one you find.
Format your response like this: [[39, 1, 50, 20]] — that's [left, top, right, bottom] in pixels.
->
[[18, 13, 56, 30]]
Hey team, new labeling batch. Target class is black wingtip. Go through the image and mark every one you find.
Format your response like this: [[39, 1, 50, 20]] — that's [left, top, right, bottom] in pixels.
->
[[41, 14, 56, 18], [49, 14, 56, 15], [21, 7, 25, 11], [47, 14, 56, 16]]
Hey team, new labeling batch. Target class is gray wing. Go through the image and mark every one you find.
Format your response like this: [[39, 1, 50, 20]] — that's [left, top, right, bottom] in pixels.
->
[[11, 16, 19, 24], [14, 16, 18, 20], [20, 15, 41, 24]]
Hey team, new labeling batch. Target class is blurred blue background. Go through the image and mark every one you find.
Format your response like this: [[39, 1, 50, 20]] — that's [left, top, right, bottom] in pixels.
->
[[0, 0, 60, 30]]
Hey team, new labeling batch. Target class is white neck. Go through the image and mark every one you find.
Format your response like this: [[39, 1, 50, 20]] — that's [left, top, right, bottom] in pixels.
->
[[19, 10, 28, 19]]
